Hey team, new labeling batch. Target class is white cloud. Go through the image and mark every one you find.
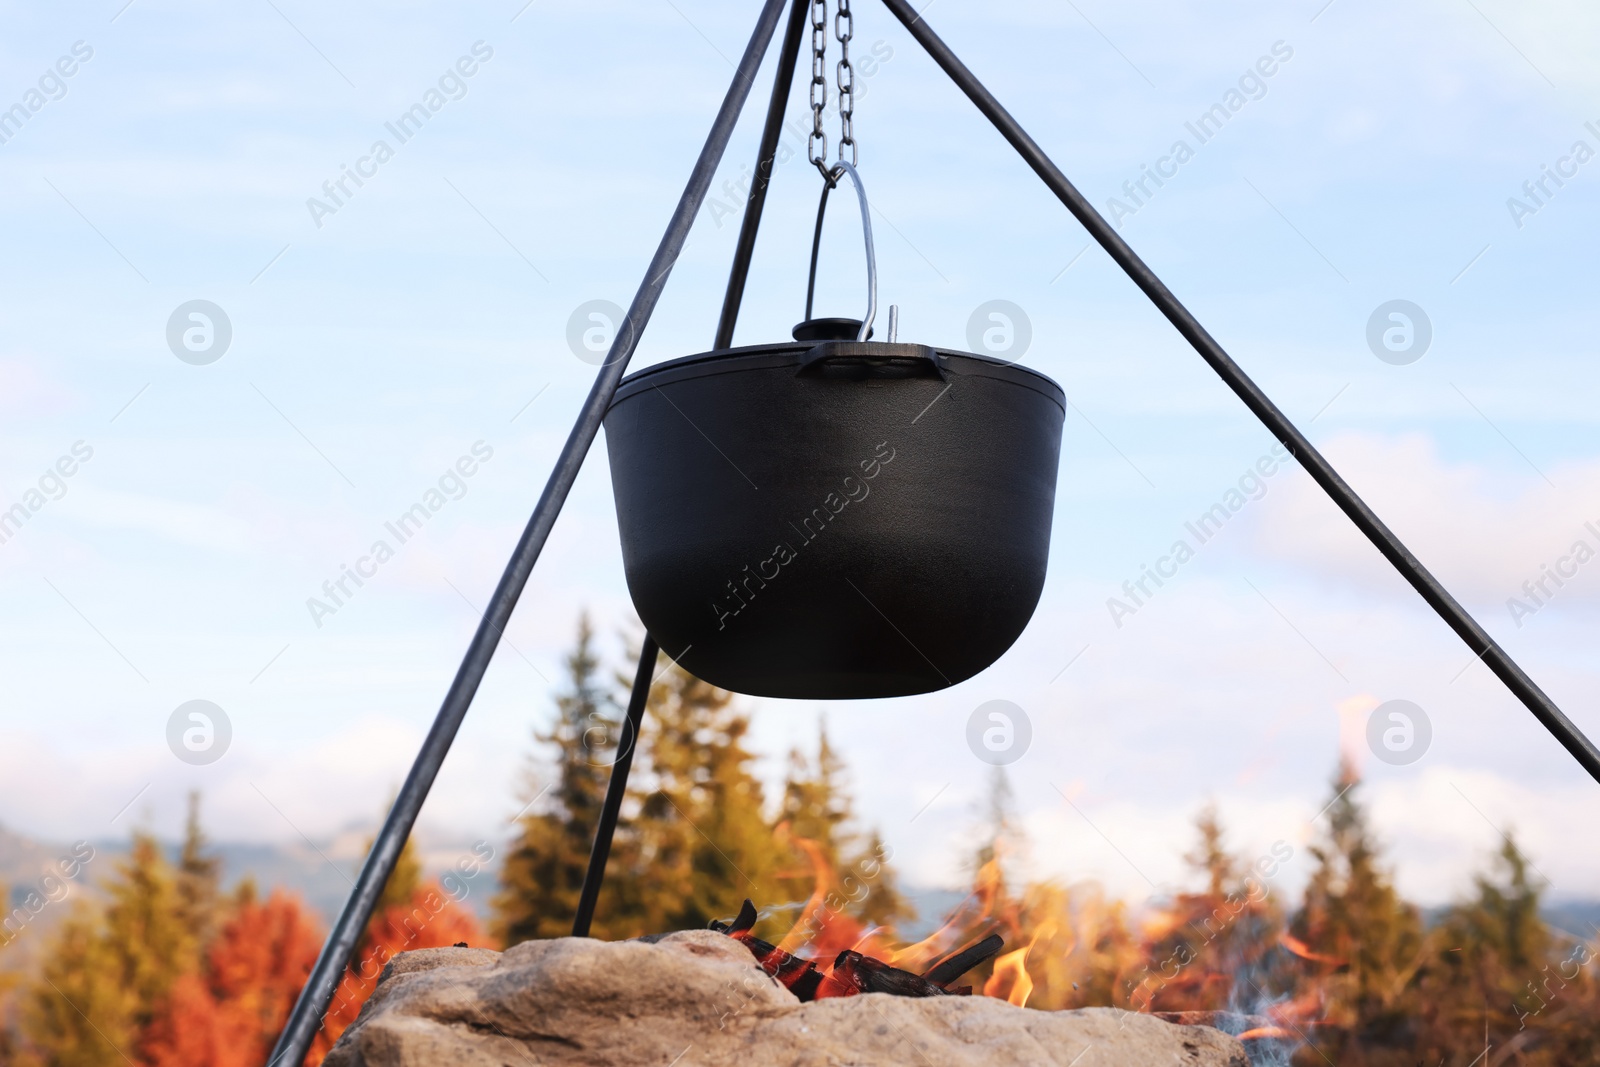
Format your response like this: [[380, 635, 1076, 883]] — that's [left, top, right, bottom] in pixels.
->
[[1253, 431, 1600, 610]]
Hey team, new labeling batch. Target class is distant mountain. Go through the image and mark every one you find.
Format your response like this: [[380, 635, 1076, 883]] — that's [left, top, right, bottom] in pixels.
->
[[1, 822, 504, 939], [0, 823, 103, 974], [899, 886, 968, 941], [9, 817, 1597, 969], [0, 823, 74, 894], [1531, 901, 1600, 941]]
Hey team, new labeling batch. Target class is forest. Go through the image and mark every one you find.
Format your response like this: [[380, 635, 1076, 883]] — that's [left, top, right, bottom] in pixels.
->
[[2, 615, 1597, 1066]]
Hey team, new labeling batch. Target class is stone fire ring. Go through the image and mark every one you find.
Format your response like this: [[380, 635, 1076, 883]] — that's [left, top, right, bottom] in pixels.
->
[[323, 930, 1249, 1066]]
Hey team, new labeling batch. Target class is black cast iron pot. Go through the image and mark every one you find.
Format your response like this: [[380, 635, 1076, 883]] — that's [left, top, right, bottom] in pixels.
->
[[602, 162, 1065, 699], [604, 338, 1063, 698]]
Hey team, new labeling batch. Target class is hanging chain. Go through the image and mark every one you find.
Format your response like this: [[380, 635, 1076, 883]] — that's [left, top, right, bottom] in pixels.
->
[[835, 0, 856, 165], [808, 0, 830, 179]]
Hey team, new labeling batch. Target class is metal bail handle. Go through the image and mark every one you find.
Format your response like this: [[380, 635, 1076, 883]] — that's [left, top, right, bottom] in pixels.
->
[[803, 160, 877, 342]]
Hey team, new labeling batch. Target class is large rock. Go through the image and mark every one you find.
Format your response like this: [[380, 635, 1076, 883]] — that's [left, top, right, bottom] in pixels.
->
[[324, 931, 1249, 1066]]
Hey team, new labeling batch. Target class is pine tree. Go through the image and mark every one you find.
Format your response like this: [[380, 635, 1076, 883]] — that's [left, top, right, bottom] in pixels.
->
[[1455, 834, 1550, 976], [1134, 804, 1289, 1013], [491, 614, 625, 944], [491, 618, 908, 945], [17, 906, 139, 1067], [104, 832, 201, 1032], [177, 791, 223, 951], [976, 765, 1021, 867], [777, 720, 909, 932], [1183, 803, 1239, 899], [631, 657, 788, 932], [779, 719, 852, 854], [851, 827, 911, 932], [0, 895, 16, 1066], [1411, 833, 1574, 1063], [0, 875, 18, 1061], [1292, 763, 1423, 1047], [20, 832, 201, 1067]]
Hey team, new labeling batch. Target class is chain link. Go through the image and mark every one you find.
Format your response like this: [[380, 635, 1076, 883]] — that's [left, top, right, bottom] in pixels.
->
[[835, 0, 855, 165], [808, 0, 829, 176]]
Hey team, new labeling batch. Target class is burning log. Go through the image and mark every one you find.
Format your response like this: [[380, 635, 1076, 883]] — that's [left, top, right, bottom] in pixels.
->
[[922, 933, 1005, 994], [711, 899, 1005, 1003]]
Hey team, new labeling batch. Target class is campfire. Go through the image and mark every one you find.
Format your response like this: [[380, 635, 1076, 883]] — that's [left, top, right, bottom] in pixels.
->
[[317, 827, 1340, 1066], [712, 898, 1005, 999], [693, 824, 1341, 1067]]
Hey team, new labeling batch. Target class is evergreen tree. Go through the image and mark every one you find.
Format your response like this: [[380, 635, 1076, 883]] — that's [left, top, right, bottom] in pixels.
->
[[1292, 763, 1423, 1047], [631, 657, 788, 932], [18, 906, 138, 1067], [1134, 804, 1289, 1013], [1453, 833, 1551, 976], [491, 618, 908, 944], [0, 893, 16, 1067], [779, 720, 852, 854], [104, 832, 201, 1033], [973, 764, 1024, 885], [491, 614, 625, 944], [176, 791, 222, 950], [1183, 803, 1239, 899], [21, 832, 200, 1067], [851, 827, 911, 932], [777, 720, 909, 932], [1412, 833, 1573, 1063]]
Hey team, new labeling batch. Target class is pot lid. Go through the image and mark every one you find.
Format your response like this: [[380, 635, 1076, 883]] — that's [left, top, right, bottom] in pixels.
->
[[612, 341, 1065, 412]]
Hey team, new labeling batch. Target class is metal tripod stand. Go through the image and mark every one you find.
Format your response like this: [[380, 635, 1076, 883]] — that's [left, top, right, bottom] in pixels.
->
[[268, 2, 1600, 1061]]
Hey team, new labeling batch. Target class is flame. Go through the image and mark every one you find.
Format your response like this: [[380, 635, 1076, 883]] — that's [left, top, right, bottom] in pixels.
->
[[1236, 1026, 1297, 1041], [772, 829, 869, 960], [889, 858, 1004, 972], [984, 946, 1033, 1006], [774, 832, 833, 955], [729, 814, 1352, 1051], [982, 921, 1055, 1008], [1278, 932, 1344, 966], [848, 924, 897, 962]]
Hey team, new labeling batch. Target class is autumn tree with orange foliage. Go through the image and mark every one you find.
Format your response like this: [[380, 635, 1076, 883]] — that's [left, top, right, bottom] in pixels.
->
[[13, 796, 482, 1067], [317, 834, 482, 1055], [139, 833, 480, 1067], [140, 885, 323, 1067]]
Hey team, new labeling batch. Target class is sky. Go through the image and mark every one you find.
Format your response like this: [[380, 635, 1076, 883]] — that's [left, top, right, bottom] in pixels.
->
[[2, 0, 1600, 915]]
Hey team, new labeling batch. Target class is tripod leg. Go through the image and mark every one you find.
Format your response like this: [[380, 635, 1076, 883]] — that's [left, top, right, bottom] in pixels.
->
[[880, 0, 1600, 785], [264, 4, 793, 1064], [572, 636, 660, 937]]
